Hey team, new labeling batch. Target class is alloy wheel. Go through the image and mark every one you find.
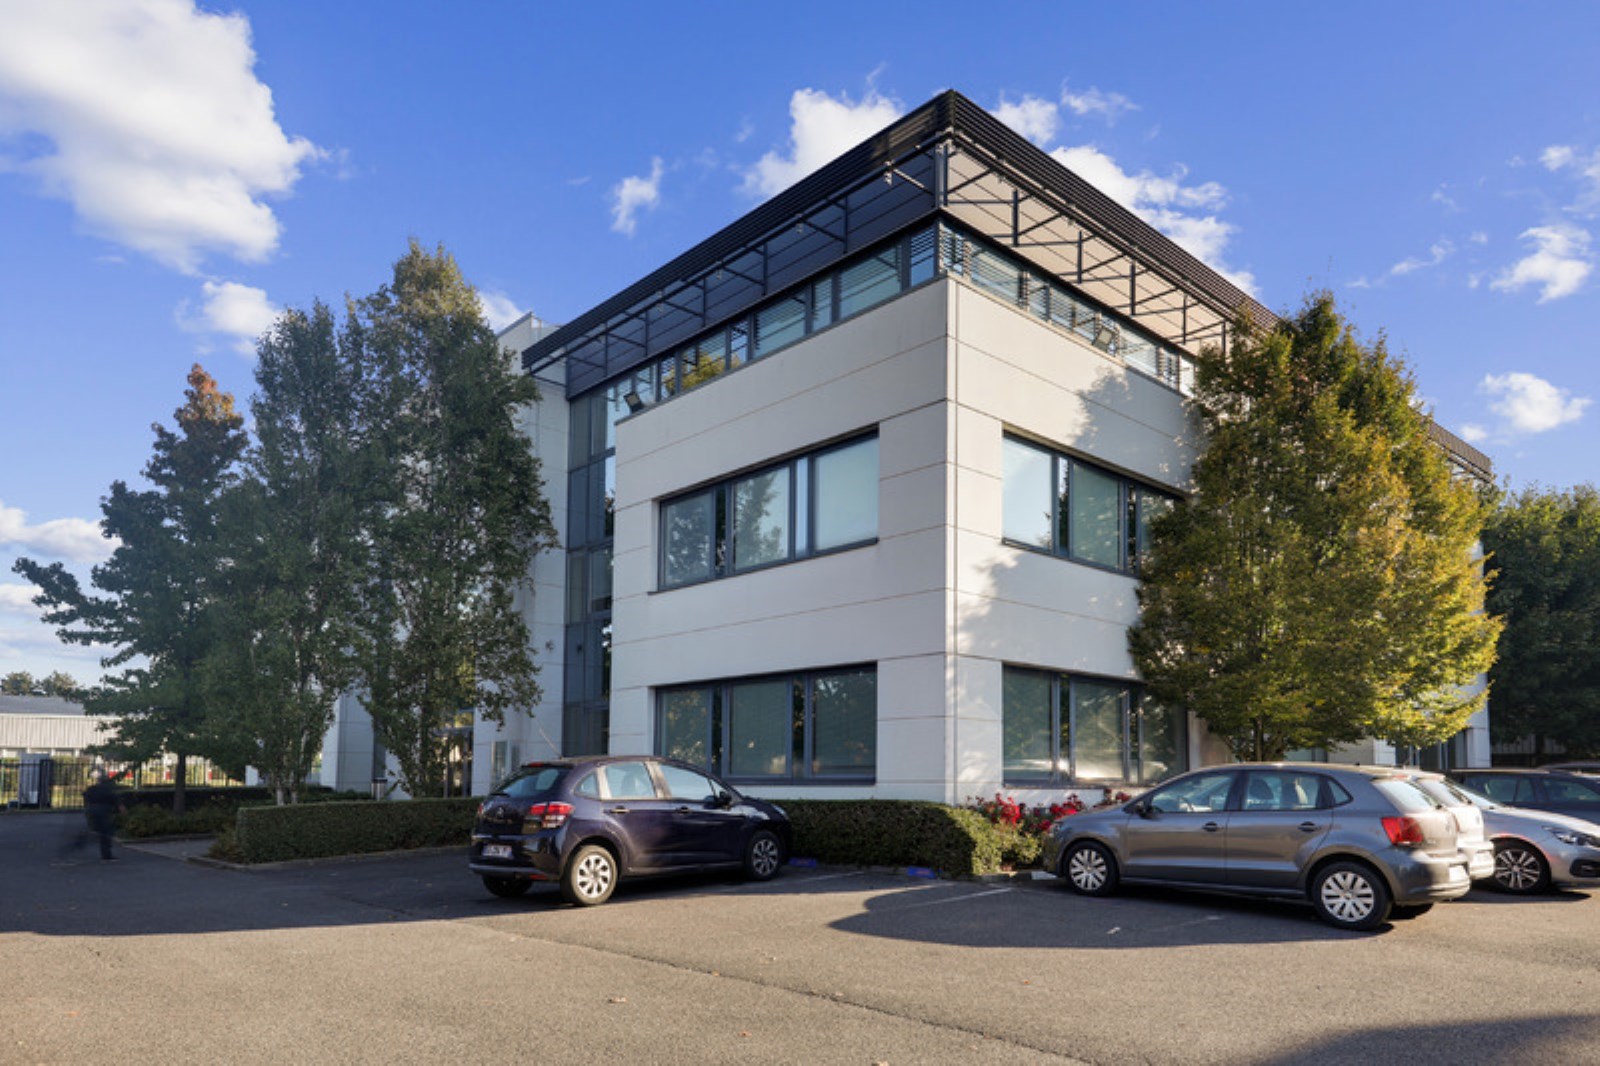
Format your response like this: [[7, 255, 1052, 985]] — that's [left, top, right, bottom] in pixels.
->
[[1318, 869, 1376, 923], [1068, 847, 1108, 891]]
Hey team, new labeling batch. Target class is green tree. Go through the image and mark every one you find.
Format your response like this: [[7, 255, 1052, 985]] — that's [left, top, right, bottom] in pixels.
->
[[16, 365, 247, 812], [1129, 295, 1500, 760], [347, 241, 557, 796], [1, 671, 35, 696], [202, 304, 371, 803], [1483, 485, 1600, 757], [41, 671, 80, 697]]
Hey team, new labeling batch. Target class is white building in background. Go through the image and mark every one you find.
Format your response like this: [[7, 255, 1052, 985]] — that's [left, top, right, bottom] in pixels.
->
[[324, 90, 1495, 800]]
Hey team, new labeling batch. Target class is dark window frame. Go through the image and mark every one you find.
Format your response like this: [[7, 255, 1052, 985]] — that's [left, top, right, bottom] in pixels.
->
[[1001, 434, 1178, 576], [1001, 665, 1188, 787], [657, 434, 878, 591], [655, 665, 878, 785]]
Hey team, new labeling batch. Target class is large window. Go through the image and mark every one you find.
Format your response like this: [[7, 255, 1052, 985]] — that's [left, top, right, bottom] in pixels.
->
[[1002, 666, 1187, 786], [659, 435, 877, 589], [1001, 435, 1177, 575], [657, 667, 876, 783]]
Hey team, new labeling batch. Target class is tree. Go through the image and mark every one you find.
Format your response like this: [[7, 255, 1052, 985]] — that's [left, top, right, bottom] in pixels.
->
[[346, 242, 557, 796], [1129, 295, 1500, 760], [2, 671, 34, 696], [15, 365, 247, 812], [41, 671, 80, 697], [202, 304, 371, 803], [1483, 485, 1600, 757]]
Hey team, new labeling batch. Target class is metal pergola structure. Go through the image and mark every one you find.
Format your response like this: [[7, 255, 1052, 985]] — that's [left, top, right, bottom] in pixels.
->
[[520, 90, 1489, 481], [523, 90, 1271, 399]]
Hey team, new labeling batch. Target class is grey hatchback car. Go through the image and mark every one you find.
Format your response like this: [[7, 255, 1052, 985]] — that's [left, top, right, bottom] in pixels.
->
[[1042, 763, 1473, 930]]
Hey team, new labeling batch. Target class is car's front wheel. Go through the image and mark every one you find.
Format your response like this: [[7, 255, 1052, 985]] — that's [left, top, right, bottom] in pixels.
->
[[744, 829, 784, 881], [1492, 840, 1551, 895], [482, 875, 531, 899], [1061, 841, 1119, 897], [561, 844, 618, 906], [1310, 861, 1392, 930]]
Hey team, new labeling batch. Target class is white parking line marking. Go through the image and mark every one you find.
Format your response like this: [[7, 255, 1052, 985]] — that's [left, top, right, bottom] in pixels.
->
[[895, 886, 1014, 910]]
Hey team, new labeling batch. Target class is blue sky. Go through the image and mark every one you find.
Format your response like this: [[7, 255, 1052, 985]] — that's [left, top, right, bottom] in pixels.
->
[[2, 1, 1597, 684]]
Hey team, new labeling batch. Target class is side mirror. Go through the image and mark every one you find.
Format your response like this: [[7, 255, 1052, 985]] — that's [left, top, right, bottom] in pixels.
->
[[715, 790, 735, 809], [1134, 799, 1156, 818]]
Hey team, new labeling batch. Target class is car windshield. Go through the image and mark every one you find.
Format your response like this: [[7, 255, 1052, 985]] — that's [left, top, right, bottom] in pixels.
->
[[1415, 777, 1483, 808], [1373, 778, 1442, 812], [492, 765, 567, 798], [1445, 782, 1498, 809]]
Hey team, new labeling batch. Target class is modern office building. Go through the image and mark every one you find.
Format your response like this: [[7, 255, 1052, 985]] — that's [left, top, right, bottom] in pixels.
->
[[325, 90, 1494, 801]]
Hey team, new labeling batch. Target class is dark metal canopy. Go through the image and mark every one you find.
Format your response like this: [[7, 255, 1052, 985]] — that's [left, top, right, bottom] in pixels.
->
[[521, 90, 1488, 480], [523, 90, 1273, 396]]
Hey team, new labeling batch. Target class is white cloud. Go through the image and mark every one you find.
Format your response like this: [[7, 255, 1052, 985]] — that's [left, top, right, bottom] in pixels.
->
[[1049, 144, 1254, 292], [177, 280, 278, 356], [1541, 144, 1600, 217], [0, 501, 114, 563], [1542, 145, 1576, 171], [1458, 423, 1489, 444], [1060, 84, 1138, 123], [477, 289, 526, 333], [0, 583, 41, 615], [1478, 372, 1591, 435], [994, 95, 1060, 145], [741, 88, 904, 198], [0, 0, 322, 273], [1390, 239, 1455, 276], [1491, 224, 1593, 302], [610, 156, 663, 236]]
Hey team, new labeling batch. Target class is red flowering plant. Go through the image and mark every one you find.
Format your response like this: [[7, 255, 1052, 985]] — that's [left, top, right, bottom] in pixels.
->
[[966, 792, 1090, 867]]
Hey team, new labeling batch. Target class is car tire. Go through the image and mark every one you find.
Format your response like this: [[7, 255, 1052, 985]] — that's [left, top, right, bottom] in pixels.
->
[[1062, 841, 1119, 897], [1310, 861, 1392, 931], [743, 828, 784, 881], [1389, 903, 1434, 920], [561, 844, 618, 906], [482, 875, 531, 899], [1492, 840, 1551, 895]]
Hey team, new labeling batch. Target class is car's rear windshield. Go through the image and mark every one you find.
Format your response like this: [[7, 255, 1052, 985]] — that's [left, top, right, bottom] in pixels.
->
[[492, 765, 567, 798], [1372, 778, 1443, 813]]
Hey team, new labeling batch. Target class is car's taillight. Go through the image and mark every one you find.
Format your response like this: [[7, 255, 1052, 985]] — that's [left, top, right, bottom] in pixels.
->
[[526, 802, 573, 829], [476, 802, 485, 818], [1382, 815, 1426, 847]]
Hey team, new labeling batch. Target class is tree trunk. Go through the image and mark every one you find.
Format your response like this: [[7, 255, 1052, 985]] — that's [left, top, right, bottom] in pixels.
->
[[173, 753, 188, 815]]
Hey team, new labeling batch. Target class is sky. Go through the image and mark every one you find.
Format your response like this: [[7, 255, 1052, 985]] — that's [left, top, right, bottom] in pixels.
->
[[2, 1, 1597, 685]]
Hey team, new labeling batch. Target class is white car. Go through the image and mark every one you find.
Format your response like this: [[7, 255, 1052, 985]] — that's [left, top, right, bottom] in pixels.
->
[[1404, 773, 1496, 882]]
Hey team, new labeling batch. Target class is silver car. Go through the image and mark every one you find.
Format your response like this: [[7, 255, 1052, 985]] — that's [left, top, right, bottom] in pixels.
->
[[1041, 763, 1473, 931], [1433, 780, 1600, 894]]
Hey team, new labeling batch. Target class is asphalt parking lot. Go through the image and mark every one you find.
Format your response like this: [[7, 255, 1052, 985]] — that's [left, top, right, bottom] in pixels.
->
[[4, 813, 1599, 1065]]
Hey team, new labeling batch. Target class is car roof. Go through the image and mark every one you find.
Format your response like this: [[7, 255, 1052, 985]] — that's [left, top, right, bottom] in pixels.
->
[[1226, 762, 1414, 780], [515, 754, 699, 771], [1452, 767, 1586, 777]]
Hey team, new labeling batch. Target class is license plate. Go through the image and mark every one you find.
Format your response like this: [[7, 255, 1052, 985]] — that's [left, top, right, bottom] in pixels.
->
[[483, 844, 512, 859]]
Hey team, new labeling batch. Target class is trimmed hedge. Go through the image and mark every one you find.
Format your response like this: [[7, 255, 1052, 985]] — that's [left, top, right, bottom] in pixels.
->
[[119, 796, 248, 837], [777, 799, 1012, 877], [234, 797, 479, 864], [122, 786, 275, 811]]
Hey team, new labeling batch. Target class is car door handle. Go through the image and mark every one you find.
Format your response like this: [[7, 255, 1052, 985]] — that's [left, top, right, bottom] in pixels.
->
[[1298, 822, 1319, 833], [674, 806, 692, 814], [1202, 821, 1221, 832], [606, 806, 629, 815]]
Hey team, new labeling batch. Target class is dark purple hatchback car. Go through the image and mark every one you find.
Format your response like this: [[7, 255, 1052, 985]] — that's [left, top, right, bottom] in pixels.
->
[[468, 755, 791, 905]]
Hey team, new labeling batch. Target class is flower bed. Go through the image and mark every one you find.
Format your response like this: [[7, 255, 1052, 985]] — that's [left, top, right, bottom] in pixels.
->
[[965, 790, 1133, 869]]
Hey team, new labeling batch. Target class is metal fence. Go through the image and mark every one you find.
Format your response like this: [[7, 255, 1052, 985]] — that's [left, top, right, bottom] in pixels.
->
[[1, 756, 247, 811]]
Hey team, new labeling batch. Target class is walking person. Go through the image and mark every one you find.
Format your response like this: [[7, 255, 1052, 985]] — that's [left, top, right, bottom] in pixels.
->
[[61, 770, 125, 862]]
